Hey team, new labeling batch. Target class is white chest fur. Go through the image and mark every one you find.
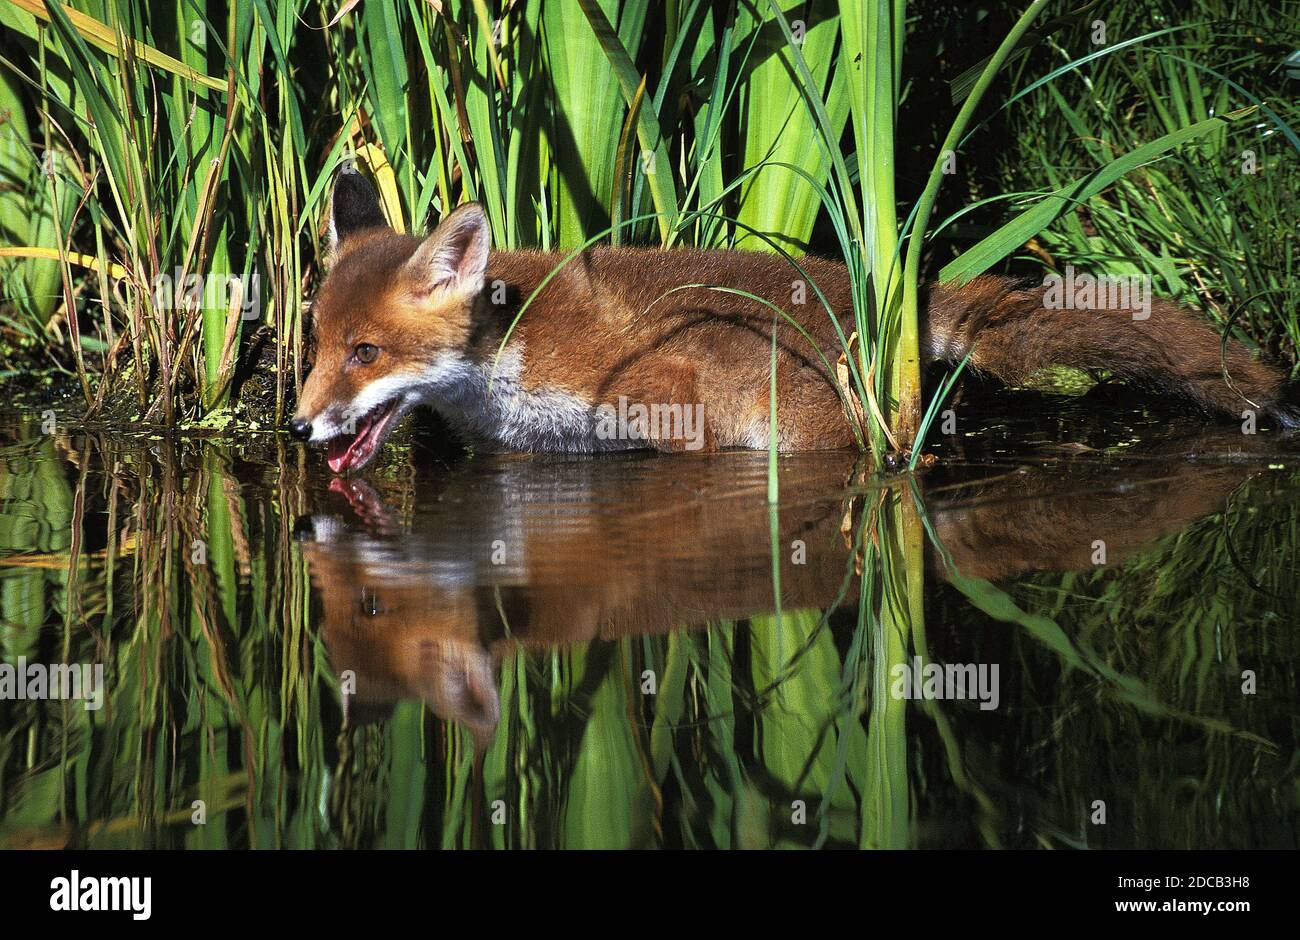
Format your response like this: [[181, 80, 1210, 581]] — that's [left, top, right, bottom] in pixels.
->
[[415, 346, 632, 453]]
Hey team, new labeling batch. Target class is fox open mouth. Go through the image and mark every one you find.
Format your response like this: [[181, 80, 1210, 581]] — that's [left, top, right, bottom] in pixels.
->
[[326, 399, 403, 473]]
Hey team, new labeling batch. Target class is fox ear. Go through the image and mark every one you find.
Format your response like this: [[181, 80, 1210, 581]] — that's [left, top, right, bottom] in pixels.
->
[[328, 166, 388, 254], [407, 202, 490, 296]]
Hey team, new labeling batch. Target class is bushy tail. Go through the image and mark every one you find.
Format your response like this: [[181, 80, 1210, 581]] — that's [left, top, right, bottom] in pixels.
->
[[923, 275, 1299, 428]]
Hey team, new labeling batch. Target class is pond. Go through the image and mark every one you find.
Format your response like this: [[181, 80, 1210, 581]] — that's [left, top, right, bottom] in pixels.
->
[[0, 388, 1296, 849]]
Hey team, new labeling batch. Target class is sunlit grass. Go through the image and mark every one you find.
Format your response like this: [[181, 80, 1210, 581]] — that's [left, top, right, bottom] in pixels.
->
[[3, 1, 1295, 462]]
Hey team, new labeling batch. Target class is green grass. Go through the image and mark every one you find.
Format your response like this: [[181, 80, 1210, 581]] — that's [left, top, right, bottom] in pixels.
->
[[987, 0, 1300, 375], [5, 1, 1292, 457]]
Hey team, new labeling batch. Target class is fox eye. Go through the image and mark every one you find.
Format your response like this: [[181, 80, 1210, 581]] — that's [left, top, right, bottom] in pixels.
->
[[353, 343, 379, 364]]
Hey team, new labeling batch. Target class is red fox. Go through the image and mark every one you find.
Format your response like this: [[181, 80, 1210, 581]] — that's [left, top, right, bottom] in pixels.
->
[[289, 169, 1296, 471]]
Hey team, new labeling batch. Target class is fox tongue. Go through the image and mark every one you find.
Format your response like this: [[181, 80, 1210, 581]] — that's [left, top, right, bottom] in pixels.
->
[[327, 436, 358, 474], [327, 426, 368, 474], [322, 399, 400, 473]]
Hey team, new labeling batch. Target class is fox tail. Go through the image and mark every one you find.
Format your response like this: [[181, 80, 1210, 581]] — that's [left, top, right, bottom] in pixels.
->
[[923, 275, 1299, 429]]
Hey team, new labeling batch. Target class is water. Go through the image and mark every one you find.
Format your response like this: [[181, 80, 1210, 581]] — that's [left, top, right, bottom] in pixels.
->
[[0, 391, 1297, 848]]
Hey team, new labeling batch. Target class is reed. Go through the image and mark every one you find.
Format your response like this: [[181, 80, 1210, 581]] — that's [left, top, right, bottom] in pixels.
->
[[992, 0, 1300, 374], [3, 1, 1293, 457]]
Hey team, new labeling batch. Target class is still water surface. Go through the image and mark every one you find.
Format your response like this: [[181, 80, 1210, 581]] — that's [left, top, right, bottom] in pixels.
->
[[0, 393, 1296, 848]]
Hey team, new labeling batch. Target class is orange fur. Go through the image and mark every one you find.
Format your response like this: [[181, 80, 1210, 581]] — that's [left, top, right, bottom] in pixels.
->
[[290, 172, 1295, 471]]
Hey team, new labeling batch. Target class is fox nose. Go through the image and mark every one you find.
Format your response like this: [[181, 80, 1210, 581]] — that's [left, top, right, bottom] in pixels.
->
[[288, 417, 312, 440]]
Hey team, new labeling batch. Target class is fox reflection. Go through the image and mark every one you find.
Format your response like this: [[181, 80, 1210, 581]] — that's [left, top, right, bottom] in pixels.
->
[[298, 436, 1273, 737], [299, 455, 856, 740]]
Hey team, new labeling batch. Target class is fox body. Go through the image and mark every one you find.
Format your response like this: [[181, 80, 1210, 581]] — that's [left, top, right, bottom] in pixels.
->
[[291, 170, 1294, 472]]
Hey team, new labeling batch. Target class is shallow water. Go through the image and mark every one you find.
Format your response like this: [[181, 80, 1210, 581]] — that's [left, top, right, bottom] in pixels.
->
[[0, 391, 1297, 848]]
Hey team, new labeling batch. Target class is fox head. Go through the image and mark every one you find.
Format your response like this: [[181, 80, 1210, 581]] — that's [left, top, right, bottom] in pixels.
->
[[289, 169, 491, 472]]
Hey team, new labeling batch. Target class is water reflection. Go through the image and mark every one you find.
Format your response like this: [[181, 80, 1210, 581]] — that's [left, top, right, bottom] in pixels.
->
[[0, 414, 1296, 848], [298, 454, 860, 740], [298, 444, 1274, 738]]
